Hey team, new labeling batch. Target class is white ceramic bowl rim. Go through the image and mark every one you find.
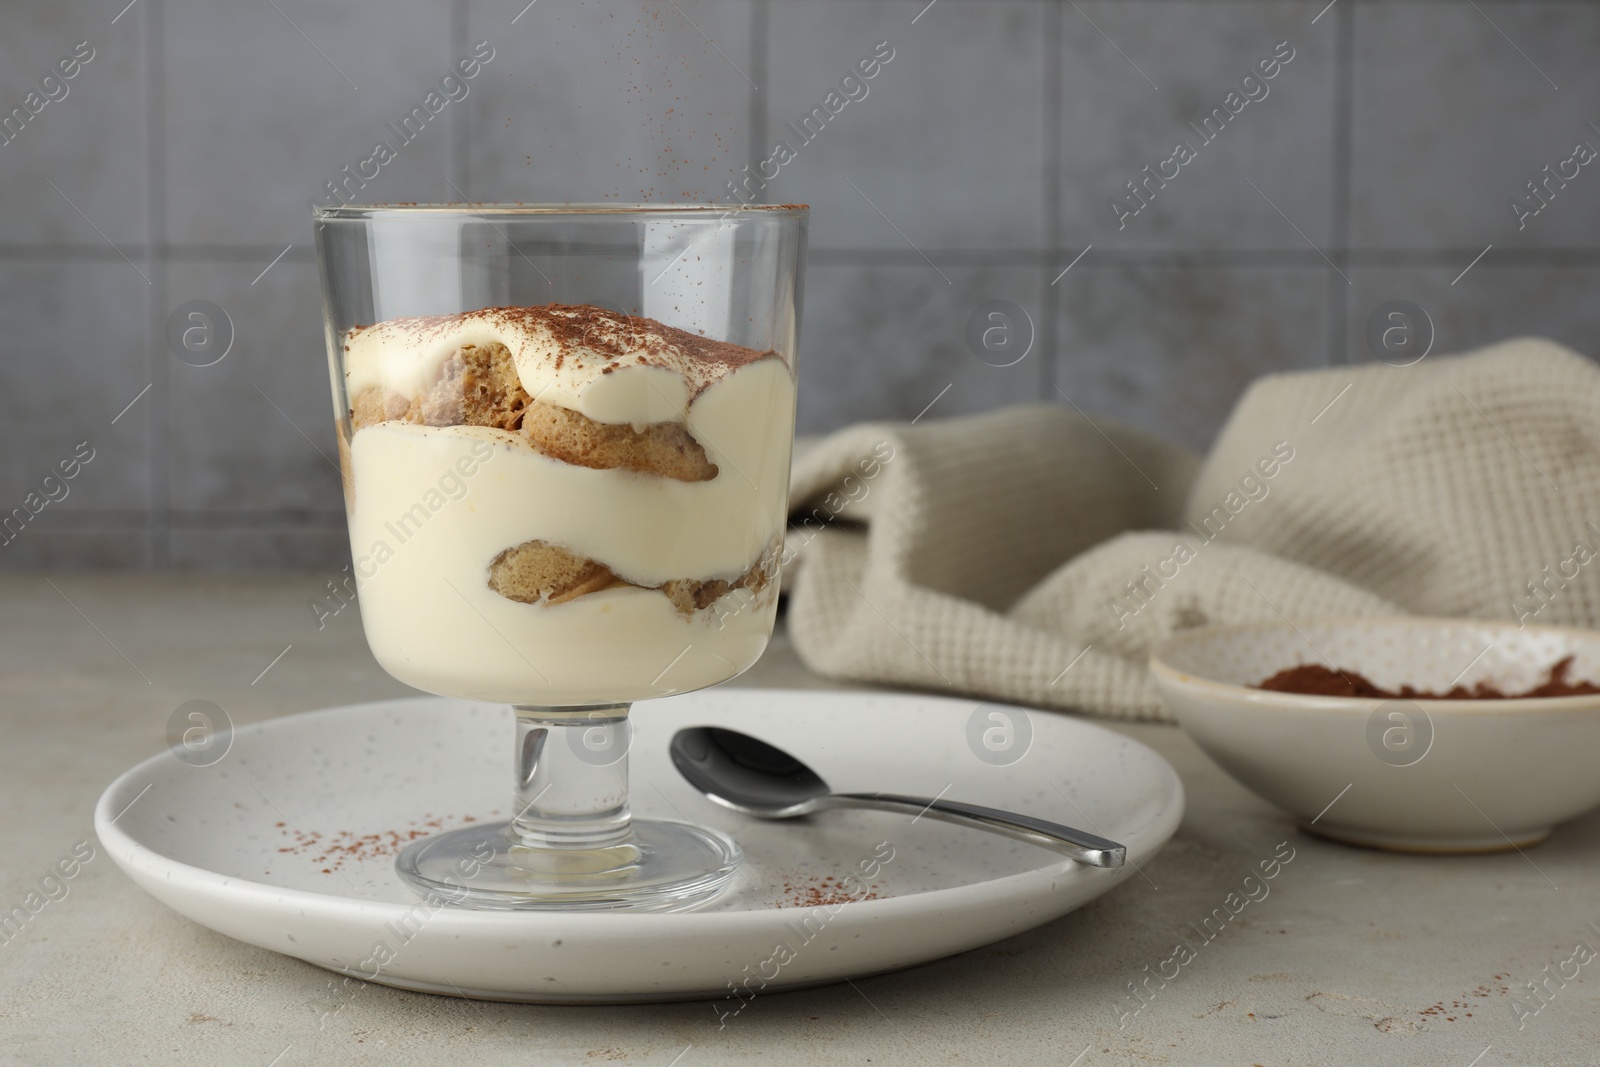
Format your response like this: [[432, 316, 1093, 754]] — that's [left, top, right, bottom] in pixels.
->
[[1150, 616, 1600, 714]]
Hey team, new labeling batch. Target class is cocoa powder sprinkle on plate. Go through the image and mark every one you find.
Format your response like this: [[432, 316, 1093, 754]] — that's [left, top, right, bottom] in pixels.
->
[[272, 814, 479, 873], [773, 874, 882, 909]]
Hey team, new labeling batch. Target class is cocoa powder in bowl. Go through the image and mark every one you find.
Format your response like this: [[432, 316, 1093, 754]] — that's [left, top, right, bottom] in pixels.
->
[[1256, 655, 1600, 699]]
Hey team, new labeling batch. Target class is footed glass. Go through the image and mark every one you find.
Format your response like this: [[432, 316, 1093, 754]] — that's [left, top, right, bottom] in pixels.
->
[[312, 204, 807, 910]]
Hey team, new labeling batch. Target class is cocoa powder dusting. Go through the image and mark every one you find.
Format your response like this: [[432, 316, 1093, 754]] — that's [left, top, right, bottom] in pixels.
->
[[273, 813, 482, 873], [510, 303, 771, 374], [346, 303, 777, 396], [773, 874, 882, 909], [1256, 655, 1600, 699]]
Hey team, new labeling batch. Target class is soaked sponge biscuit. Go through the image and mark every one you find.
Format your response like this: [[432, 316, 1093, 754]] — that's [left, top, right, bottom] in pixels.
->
[[349, 341, 529, 431], [520, 400, 716, 482], [488, 537, 779, 615], [486, 540, 622, 606], [347, 341, 717, 483], [413, 341, 529, 430], [350, 385, 413, 429], [659, 559, 775, 615]]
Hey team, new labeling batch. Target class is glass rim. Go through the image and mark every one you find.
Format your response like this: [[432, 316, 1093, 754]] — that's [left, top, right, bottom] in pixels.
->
[[312, 202, 809, 221]]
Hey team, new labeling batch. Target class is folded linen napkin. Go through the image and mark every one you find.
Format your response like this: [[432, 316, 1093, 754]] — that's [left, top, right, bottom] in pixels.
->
[[784, 338, 1600, 721]]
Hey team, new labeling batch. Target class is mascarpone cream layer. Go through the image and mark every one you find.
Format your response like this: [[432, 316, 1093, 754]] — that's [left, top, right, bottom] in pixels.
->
[[344, 357, 794, 705]]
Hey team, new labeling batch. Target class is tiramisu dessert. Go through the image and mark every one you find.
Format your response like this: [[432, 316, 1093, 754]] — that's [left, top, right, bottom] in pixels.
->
[[337, 304, 795, 705]]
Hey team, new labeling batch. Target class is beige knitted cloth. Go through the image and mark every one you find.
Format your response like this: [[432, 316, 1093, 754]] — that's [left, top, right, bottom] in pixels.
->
[[784, 338, 1600, 721]]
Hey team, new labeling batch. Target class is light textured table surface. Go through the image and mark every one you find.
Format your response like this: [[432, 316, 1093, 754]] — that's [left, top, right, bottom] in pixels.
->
[[2, 575, 1597, 1066]]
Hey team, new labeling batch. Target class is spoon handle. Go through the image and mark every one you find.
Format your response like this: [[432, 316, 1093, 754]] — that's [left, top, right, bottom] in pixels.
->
[[831, 793, 1126, 868]]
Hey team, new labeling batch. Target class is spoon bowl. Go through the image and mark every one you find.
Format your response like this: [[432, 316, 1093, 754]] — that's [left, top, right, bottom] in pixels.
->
[[669, 725, 831, 817]]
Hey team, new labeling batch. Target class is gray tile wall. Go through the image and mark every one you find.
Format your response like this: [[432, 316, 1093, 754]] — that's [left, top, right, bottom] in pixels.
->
[[1, 0, 1596, 570]]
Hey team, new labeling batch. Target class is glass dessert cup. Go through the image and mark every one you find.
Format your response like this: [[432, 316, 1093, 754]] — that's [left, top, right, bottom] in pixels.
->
[[312, 203, 807, 911]]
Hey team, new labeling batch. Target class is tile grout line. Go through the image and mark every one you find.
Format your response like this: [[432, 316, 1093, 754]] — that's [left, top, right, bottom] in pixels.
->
[[1325, 0, 1355, 366], [449, 0, 468, 197], [144, 0, 169, 568], [749, 0, 769, 202], [13, 243, 1600, 266], [0, 510, 351, 530], [1040, 0, 1063, 405]]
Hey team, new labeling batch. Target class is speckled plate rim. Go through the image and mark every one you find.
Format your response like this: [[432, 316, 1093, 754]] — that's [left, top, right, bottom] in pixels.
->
[[94, 690, 1185, 1003], [1150, 616, 1600, 715]]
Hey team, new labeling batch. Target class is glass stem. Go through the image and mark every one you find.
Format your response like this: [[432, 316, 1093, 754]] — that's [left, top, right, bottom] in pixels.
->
[[509, 705, 632, 850]]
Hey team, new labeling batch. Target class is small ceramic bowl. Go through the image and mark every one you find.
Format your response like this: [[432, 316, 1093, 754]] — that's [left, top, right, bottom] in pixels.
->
[[1150, 617, 1600, 853]]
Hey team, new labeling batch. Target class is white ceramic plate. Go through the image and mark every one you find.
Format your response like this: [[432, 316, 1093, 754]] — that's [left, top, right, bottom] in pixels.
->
[[95, 689, 1182, 1004]]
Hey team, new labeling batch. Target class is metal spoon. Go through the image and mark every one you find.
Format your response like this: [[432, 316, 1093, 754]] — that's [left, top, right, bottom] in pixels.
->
[[668, 726, 1126, 868]]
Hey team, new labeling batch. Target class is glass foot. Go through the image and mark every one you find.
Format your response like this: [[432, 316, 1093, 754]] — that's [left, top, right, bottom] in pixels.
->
[[395, 818, 742, 912]]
